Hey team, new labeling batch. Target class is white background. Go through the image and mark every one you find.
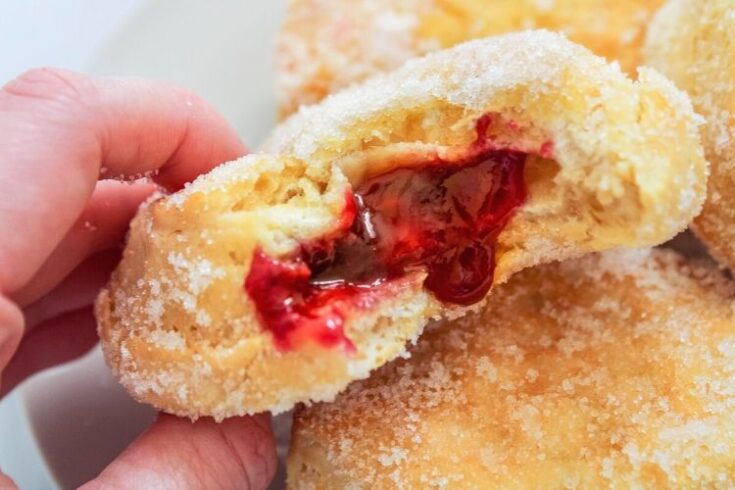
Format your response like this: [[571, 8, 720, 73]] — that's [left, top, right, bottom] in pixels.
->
[[0, 1, 146, 84]]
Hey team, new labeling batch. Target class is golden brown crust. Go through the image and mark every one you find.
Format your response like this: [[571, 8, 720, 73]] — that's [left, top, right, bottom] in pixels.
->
[[289, 249, 735, 488], [277, 0, 665, 116], [644, 0, 735, 273], [97, 32, 706, 419]]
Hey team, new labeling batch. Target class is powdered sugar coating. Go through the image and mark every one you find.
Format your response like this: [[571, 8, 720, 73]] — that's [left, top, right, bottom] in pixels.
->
[[290, 249, 735, 487]]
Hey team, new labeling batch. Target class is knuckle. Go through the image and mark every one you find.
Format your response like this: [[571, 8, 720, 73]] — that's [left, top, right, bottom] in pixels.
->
[[1, 67, 95, 108]]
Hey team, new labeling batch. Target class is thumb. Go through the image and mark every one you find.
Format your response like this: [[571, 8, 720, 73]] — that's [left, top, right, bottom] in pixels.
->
[[81, 414, 276, 490]]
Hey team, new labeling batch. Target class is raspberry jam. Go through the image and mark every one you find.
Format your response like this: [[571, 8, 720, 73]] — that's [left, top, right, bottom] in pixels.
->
[[245, 116, 529, 351]]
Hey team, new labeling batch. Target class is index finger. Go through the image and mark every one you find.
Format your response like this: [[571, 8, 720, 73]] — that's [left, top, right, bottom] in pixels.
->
[[0, 68, 247, 294]]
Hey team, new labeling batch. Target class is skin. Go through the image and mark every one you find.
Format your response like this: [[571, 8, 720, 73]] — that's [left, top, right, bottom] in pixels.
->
[[0, 68, 276, 489]]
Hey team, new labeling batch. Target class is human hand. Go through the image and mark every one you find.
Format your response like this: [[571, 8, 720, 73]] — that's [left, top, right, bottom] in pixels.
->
[[0, 68, 276, 489]]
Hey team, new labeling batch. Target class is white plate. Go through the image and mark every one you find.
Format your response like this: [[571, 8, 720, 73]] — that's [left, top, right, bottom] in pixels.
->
[[0, 0, 289, 488], [89, 0, 287, 147]]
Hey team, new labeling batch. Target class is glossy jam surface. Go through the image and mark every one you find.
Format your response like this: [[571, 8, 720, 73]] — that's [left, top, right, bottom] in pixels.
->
[[245, 250, 360, 352], [245, 118, 529, 351]]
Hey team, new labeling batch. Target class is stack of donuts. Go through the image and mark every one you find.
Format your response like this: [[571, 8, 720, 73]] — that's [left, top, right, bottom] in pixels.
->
[[96, 0, 735, 487]]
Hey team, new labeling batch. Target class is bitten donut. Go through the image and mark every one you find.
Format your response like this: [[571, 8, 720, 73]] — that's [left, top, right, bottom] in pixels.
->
[[277, 0, 665, 116], [97, 32, 706, 419], [289, 249, 735, 488], [645, 0, 735, 271]]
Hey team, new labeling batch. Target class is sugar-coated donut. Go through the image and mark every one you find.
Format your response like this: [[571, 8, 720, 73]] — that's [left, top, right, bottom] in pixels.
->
[[645, 0, 735, 272], [97, 32, 706, 419], [289, 249, 735, 488], [277, 0, 665, 116]]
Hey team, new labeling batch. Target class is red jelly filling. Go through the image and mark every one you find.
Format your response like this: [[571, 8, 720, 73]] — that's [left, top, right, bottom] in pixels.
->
[[245, 116, 529, 351]]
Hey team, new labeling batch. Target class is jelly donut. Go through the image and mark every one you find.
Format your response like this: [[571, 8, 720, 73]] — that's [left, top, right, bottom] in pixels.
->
[[289, 249, 735, 488], [645, 0, 735, 272], [277, 0, 665, 116], [97, 32, 706, 419]]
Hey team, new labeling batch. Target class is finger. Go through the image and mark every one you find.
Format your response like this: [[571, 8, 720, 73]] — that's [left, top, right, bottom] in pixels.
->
[[0, 473, 17, 489], [0, 68, 247, 296], [12, 181, 155, 307], [0, 307, 97, 398], [0, 295, 23, 378], [22, 249, 121, 331], [83, 414, 277, 490], [6, 250, 137, 395]]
